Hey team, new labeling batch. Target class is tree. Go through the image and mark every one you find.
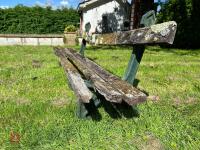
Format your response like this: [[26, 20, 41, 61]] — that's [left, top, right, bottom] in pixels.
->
[[158, 0, 200, 49]]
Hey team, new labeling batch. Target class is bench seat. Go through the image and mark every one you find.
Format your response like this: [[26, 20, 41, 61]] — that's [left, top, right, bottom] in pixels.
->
[[55, 48, 147, 105]]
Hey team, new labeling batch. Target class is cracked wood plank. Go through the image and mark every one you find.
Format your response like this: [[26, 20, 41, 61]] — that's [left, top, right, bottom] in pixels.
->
[[69, 49, 147, 105], [60, 48, 123, 104], [56, 48, 147, 105], [55, 48, 93, 103]]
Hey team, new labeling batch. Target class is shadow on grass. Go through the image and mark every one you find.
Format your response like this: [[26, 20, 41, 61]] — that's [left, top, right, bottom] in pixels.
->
[[84, 100, 102, 121], [85, 92, 141, 121], [83, 78, 148, 121], [101, 100, 140, 119]]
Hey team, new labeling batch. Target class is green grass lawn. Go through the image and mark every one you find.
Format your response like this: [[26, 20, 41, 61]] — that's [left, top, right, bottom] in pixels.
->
[[0, 45, 200, 149]]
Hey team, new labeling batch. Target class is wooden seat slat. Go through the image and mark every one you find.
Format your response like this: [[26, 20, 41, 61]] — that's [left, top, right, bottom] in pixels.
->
[[55, 48, 147, 105], [55, 48, 93, 103]]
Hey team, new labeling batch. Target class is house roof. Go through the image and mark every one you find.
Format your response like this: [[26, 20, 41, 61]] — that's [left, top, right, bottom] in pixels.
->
[[78, 0, 130, 12]]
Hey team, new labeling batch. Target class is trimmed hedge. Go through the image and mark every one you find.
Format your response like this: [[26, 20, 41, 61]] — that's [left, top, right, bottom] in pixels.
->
[[0, 5, 79, 34]]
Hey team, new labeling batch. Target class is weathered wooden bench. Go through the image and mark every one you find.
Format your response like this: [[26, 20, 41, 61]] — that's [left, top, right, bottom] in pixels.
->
[[54, 9, 177, 119]]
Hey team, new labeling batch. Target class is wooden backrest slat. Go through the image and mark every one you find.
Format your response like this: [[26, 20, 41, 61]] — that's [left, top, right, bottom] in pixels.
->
[[91, 21, 177, 46]]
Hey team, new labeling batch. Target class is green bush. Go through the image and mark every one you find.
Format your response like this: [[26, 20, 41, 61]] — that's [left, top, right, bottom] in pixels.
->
[[64, 25, 77, 32]]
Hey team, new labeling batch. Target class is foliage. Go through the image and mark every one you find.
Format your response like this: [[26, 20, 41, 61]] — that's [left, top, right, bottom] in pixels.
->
[[0, 5, 79, 34], [64, 25, 77, 32], [158, 0, 200, 48], [0, 46, 200, 149]]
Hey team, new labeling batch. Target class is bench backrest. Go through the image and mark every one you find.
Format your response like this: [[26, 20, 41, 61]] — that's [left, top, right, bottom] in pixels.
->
[[79, 9, 177, 85]]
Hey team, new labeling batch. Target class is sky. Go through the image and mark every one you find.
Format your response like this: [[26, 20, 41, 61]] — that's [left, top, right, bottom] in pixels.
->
[[0, 0, 81, 9], [0, 0, 166, 9]]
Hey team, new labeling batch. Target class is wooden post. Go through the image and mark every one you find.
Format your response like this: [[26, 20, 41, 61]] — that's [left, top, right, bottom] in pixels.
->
[[132, 0, 154, 29], [132, 0, 141, 29]]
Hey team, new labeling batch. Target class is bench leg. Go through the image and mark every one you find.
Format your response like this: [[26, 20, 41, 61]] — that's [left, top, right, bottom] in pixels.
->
[[76, 97, 101, 119], [76, 99, 90, 119], [123, 45, 145, 85], [122, 45, 145, 112], [76, 79, 102, 119], [79, 39, 86, 57]]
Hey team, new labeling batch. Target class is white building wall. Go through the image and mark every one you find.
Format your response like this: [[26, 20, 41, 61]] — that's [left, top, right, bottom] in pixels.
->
[[82, 1, 128, 34]]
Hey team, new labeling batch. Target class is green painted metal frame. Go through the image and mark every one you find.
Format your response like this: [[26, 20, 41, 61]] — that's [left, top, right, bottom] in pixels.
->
[[76, 80, 101, 119], [122, 45, 145, 85], [76, 10, 156, 119], [123, 10, 156, 84]]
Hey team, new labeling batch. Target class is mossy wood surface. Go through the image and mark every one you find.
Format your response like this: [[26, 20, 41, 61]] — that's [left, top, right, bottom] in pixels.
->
[[54, 48, 147, 105], [94, 21, 177, 45]]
